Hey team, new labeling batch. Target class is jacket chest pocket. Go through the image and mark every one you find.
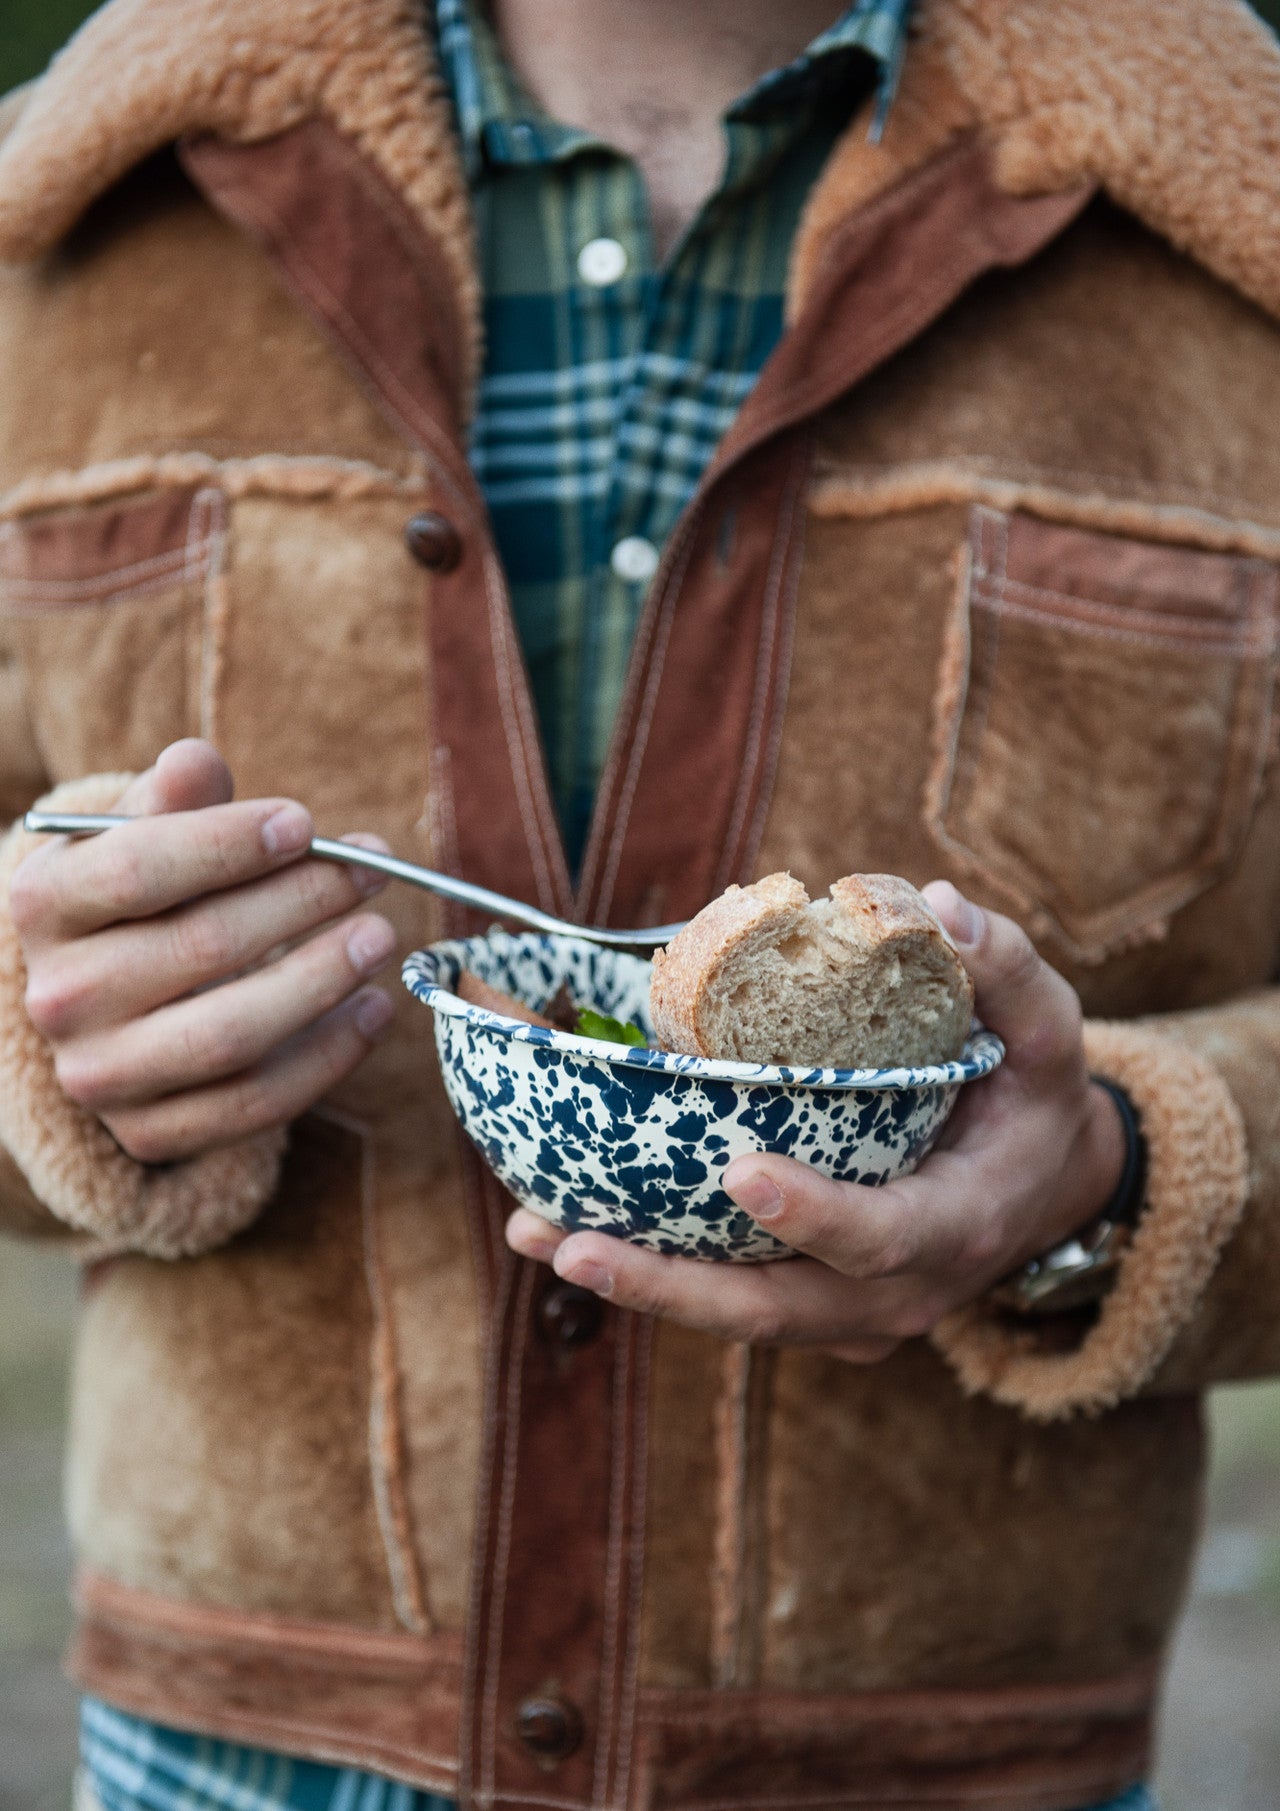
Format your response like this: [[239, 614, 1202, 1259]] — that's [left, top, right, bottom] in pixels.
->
[[0, 486, 219, 780], [928, 506, 1279, 963]]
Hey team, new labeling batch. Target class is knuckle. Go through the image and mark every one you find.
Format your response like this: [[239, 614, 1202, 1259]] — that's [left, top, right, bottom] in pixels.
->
[[1000, 928, 1042, 992], [53, 1046, 108, 1110], [743, 1292, 789, 1346], [846, 1204, 922, 1279], [24, 966, 86, 1039], [212, 1027, 254, 1078], [107, 1113, 174, 1166], [218, 1074, 281, 1139], [200, 816, 256, 890], [97, 845, 147, 917], [625, 1283, 671, 1323], [9, 854, 51, 933], [299, 858, 353, 920], [599, 1260, 678, 1325], [170, 908, 237, 980], [863, 1228, 919, 1280], [176, 1011, 243, 1080]]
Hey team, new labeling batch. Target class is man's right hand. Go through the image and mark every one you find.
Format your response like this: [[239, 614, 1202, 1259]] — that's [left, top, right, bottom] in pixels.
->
[[11, 739, 399, 1164]]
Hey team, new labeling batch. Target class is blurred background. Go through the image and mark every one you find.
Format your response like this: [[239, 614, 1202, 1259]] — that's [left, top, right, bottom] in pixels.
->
[[1, 2, 1279, 1808]]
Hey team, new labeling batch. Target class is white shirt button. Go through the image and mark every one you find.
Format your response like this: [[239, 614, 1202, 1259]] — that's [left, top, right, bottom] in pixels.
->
[[611, 536, 660, 583], [578, 237, 629, 287]]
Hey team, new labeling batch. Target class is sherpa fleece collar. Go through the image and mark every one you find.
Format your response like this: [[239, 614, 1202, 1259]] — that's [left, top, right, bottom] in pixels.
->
[[1, 0, 1280, 348]]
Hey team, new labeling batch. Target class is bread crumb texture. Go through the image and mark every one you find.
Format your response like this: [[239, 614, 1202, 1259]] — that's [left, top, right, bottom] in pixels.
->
[[650, 872, 974, 1068]]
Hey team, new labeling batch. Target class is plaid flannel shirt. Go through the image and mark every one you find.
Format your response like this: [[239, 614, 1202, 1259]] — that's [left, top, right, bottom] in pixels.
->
[[436, 0, 912, 864]]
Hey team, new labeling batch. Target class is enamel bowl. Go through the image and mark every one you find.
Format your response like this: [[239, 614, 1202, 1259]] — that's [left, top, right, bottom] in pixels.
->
[[402, 931, 1003, 1263]]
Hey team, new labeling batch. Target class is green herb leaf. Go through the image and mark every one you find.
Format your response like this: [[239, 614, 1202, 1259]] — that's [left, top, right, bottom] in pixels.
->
[[575, 1008, 648, 1047]]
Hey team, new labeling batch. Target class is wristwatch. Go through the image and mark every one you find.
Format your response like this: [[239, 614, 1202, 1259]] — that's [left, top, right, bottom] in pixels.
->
[[987, 1078, 1147, 1317]]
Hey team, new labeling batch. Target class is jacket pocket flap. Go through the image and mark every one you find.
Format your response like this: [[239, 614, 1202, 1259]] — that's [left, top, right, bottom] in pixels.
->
[[0, 486, 218, 610], [928, 505, 1279, 962]]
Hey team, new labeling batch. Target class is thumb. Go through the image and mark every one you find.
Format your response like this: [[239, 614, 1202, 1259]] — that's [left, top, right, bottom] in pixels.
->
[[114, 739, 235, 818], [923, 880, 1082, 1072]]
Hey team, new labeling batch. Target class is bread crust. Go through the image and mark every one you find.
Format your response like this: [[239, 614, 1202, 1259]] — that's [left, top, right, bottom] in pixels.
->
[[650, 872, 974, 1065], [650, 873, 810, 1056]]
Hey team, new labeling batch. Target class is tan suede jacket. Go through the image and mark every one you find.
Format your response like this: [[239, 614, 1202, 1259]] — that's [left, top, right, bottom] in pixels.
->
[[2, 1, 1280, 1806]]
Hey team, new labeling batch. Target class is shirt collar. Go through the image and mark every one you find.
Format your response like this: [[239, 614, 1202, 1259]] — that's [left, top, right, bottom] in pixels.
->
[[432, 0, 916, 177]]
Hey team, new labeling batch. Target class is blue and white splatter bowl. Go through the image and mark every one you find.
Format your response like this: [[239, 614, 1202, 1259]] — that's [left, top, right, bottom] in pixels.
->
[[402, 932, 1003, 1263]]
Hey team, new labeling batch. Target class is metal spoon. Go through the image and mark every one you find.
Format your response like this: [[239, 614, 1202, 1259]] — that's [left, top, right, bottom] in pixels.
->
[[21, 812, 687, 954]]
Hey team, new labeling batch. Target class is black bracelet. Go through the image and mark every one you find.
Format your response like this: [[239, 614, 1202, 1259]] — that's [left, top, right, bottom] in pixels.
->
[[1089, 1075, 1147, 1229]]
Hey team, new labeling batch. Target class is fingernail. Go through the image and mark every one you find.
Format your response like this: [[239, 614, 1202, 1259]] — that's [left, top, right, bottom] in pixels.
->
[[354, 989, 395, 1041], [515, 1229, 563, 1265], [348, 918, 397, 973], [554, 1251, 614, 1296], [949, 896, 985, 947], [261, 803, 311, 856], [341, 836, 392, 895], [351, 865, 391, 897], [724, 1171, 784, 1220]]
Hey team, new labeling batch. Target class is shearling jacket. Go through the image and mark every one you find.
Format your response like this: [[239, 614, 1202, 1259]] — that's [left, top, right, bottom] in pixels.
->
[[1, 1, 1279, 1806]]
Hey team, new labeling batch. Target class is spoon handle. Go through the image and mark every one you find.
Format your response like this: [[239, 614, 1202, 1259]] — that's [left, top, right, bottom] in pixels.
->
[[21, 812, 685, 953]]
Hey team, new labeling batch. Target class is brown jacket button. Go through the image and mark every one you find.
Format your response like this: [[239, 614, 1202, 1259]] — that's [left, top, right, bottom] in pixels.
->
[[536, 1280, 605, 1348], [515, 1694, 583, 1761], [404, 511, 462, 573]]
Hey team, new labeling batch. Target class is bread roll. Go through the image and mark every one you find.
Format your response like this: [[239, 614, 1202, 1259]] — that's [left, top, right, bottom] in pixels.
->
[[649, 872, 973, 1068]]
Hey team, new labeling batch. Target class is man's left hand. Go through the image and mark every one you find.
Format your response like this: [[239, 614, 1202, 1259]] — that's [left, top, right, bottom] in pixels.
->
[[505, 884, 1127, 1361]]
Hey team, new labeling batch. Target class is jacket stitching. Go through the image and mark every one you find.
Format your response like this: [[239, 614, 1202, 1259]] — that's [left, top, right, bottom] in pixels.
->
[[279, 124, 469, 400], [815, 448, 1280, 524], [713, 441, 811, 897], [478, 1258, 536, 1803], [358, 1120, 434, 1635], [711, 1344, 752, 1689], [970, 580, 1271, 656], [949, 505, 1007, 813], [970, 583, 1274, 655], [192, 488, 229, 746], [739, 496, 804, 885], [193, 162, 459, 513], [423, 744, 462, 924], [457, 1240, 519, 1798], [75, 1570, 445, 1661], [0, 455, 428, 525], [592, 1315, 634, 1806], [481, 543, 561, 913], [0, 541, 212, 602], [612, 1316, 651, 1811], [574, 501, 700, 915], [593, 511, 704, 922], [195, 160, 564, 914]]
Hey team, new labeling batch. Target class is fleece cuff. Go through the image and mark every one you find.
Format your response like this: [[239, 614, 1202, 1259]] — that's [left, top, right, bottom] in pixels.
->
[[930, 1019, 1248, 1420], [0, 775, 285, 1259]]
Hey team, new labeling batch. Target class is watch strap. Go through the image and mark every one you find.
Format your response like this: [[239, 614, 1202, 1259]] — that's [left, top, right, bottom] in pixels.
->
[[987, 1077, 1147, 1317]]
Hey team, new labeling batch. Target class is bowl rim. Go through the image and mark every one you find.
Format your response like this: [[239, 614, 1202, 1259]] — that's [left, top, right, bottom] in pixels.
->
[[402, 934, 1004, 1092]]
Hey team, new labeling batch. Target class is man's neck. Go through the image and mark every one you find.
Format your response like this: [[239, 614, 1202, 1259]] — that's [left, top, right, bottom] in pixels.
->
[[488, 0, 851, 255]]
